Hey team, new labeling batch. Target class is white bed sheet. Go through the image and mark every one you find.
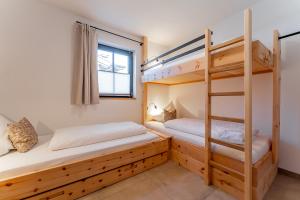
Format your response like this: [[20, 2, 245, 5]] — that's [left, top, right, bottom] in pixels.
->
[[146, 121, 270, 164], [164, 118, 258, 144], [0, 132, 159, 180]]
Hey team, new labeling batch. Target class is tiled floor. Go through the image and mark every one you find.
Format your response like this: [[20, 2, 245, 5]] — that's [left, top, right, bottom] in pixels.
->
[[80, 161, 300, 200]]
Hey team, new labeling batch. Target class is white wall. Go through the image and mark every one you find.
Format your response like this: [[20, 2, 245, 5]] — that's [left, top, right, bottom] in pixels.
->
[[169, 74, 273, 135], [147, 84, 169, 110], [0, 0, 143, 134], [149, 0, 300, 173], [148, 41, 169, 60]]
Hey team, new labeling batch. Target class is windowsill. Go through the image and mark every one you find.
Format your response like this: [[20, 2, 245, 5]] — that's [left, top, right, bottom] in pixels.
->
[[99, 96, 136, 100]]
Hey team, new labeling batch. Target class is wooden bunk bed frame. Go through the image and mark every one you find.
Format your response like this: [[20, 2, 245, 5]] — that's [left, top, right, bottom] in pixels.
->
[[142, 9, 280, 200], [0, 132, 170, 200]]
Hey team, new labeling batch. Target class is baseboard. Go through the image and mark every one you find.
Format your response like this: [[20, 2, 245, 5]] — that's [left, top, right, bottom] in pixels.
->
[[278, 168, 300, 179]]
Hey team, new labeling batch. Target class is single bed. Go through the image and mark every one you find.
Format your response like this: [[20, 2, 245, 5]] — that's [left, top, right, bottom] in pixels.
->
[[145, 120, 270, 163], [0, 130, 170, 200], [145, 119, 276, 200], [0, 132, 159, 180]]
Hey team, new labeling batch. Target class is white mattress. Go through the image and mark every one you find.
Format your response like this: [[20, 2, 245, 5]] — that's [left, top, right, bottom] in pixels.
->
[[0, 132, 159, 180], [146, 121, 270, 164]]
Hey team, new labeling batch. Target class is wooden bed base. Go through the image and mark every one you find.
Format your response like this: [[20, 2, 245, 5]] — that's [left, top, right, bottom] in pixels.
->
[[0, 134, 170, 200], [170, 138, 277, 200]]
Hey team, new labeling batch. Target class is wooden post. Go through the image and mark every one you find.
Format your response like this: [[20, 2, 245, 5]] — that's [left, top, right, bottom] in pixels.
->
[[244, 9, 253, 200], [204, 28, 212, 185], [272, 30, 281, 165], [142, 37, 148, 124]]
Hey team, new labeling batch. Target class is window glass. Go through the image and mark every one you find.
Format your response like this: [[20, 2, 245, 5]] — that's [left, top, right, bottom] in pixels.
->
[[97, 50, 113, 72], [98, 71, 113, 94], [114, 73, 130, 94], [114, 53, 129, 74], [97, 44, 133, 97]]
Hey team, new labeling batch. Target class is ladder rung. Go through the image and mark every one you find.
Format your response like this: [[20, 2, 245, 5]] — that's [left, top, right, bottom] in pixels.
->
[[209, 36, 244, 52], [210, 115, 244, 123], [209, 63, 243, 74], [209, 160, 245, 180], [209, 137, 244, 151], [209, 91, 244, 96]]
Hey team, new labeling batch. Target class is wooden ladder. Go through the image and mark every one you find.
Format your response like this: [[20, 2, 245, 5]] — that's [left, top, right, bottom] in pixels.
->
[[204, 9, 253, 200]]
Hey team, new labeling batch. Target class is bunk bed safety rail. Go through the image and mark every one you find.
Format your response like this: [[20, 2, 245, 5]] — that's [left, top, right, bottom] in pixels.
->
[[209, 36, 244, 52], [141, 32, 213, 72]]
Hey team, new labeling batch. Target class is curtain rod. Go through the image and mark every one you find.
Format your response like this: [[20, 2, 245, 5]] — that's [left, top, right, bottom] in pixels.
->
[[279, 31, 300, 40], [76, 21, 143, 46]]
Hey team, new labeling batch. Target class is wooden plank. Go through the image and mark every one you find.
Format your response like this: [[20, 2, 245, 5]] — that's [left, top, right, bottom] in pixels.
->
[[26, 152, 168, 200], [204, 28, 212, 185], [0, 138, 169, 200], [244, 8, 253, 200], [171, 137, 244, 175], [142, 36, 148, 63], [210, 36, 244, 52], [253, 165, 277, 200], [272, 30, 281, 165], [142, 36, 148, 124], [210, 115, 244, 123], [253, 40, 273, 68], [212, 164, 276, 200], [211, 152, 244, 177], [171, 149, 205, 177], [171, 135, 275, 199], [210, 160, 244, 180], [209, 91, 244, 96], [172, 138, 205, 162], [212, 168, 244, 200], [253, 152, 273, 187], [209, 63, 244, 74], [142, 83, 148, 124], [209, 137, 244, 151]]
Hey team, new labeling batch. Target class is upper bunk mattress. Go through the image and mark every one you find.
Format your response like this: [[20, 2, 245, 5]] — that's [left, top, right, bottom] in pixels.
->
[[145, 121, 270, 164], [142, 40, 273, 85], [0, 132, 159, 180]]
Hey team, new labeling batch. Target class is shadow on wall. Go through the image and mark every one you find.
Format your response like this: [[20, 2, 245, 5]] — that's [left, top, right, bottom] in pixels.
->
[[36, 121, 54, 135], [0, 113, 54, 136], [0, 113, 14, 122], [175, 99, 203, 119]]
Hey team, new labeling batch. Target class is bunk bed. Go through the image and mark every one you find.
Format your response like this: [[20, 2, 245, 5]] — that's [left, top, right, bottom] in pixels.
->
[[142, 39, 273, 85], [141, 9, 280, 200]]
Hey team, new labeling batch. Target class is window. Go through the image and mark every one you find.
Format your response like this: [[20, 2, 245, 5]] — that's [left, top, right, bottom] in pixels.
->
[[97, 44, 133, 98]]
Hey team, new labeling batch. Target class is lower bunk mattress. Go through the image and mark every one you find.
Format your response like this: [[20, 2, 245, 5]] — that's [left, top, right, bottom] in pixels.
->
[[0, 132, 159, 180], [145, 121, 270, 164]]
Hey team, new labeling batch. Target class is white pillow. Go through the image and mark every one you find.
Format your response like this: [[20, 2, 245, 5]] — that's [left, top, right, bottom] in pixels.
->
[[0, 115, 13, 156], [151, 101, 176, 122], [49, 121, 147, 151]]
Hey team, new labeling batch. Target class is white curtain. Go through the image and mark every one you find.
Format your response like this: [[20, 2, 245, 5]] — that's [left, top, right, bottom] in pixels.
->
[[72, 23, 99, 105]]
